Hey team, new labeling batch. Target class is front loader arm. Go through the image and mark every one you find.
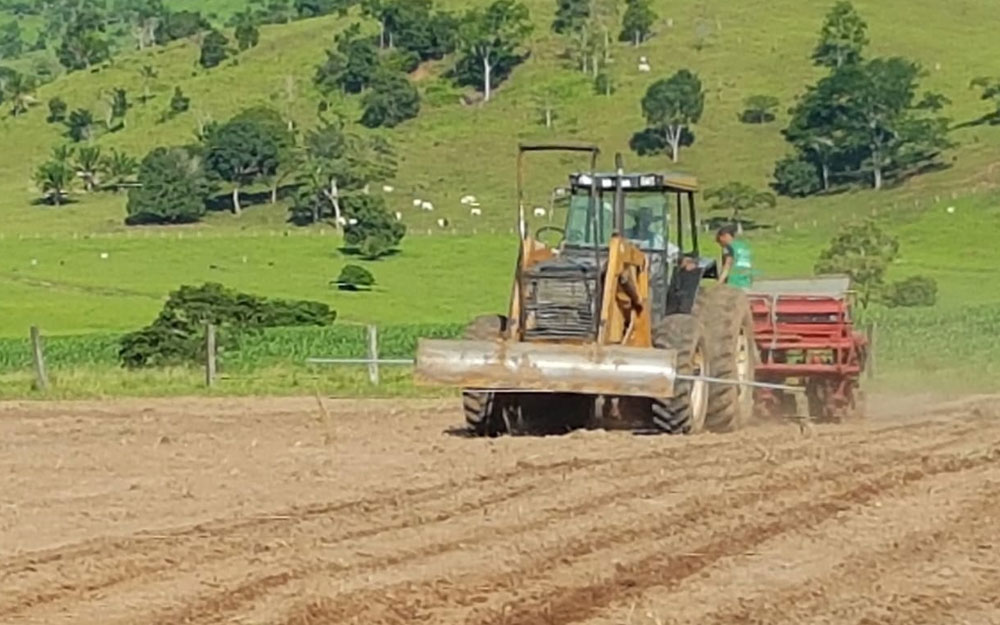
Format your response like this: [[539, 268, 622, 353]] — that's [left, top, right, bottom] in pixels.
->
[[598, 235, 652, 348]]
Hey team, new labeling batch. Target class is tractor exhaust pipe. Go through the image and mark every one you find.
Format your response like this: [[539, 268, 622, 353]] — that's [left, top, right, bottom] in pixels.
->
[[414, 339, 678, 398]]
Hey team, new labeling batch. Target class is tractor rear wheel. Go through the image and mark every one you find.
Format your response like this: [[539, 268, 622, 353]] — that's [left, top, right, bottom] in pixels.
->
[[651, 314, 710, 434], [461, 315, 508, 437], [697, 285, 757, 432]]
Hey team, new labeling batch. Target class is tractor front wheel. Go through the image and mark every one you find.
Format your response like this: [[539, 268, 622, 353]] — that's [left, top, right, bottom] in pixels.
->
[[461, 315, 509, 437], [651, 314, 710, 434]]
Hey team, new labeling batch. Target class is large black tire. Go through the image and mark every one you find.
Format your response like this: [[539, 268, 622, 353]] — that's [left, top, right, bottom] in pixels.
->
[[461, 315, 508, 437], [650, 314, 710, 434], [696, 285, 758, 433]]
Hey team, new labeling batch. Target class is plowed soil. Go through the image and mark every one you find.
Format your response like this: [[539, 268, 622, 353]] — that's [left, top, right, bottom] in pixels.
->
[[2, 395, 999, 625]]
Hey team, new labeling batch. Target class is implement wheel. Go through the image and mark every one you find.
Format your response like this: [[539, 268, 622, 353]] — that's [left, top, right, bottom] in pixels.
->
[[461, 315, 509, 437], [696, 285, 758, 433], [651, 314, 710, 434]]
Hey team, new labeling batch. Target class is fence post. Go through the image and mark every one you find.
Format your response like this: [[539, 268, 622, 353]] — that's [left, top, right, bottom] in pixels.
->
[[367, 325, 379, 385], [205, 324, 217, 387], [30, 326, 50, 391], [866, 321, 877, 380]]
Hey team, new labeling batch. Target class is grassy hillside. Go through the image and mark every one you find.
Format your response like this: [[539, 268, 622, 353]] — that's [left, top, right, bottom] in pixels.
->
[[0, 0, 999, 343]]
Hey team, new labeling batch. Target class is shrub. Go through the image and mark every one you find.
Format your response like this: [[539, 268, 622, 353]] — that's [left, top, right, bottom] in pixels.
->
[[119, 283, 336, 368], [773, 155, 821, 197], [126, 147, 210, 225], [335, 264, 375, 290], [343, 194, 405, 258], [883, 275, 937, 308]]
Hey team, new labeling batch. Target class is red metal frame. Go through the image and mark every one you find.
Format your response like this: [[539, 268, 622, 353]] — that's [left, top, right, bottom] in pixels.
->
[[749, 292, 868, 421]]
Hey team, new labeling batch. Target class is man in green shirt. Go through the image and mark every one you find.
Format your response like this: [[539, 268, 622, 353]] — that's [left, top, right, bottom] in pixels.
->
[[716, 225, 753, 288]]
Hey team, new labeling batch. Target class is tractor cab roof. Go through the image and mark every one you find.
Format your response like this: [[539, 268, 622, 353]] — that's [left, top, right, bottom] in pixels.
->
[[568, 172, 699, 194]]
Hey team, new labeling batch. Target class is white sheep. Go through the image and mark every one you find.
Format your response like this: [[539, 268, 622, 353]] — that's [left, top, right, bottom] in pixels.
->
[[412, 198, 423, 207], [383, 185, 395, 193], [436, 218, 449, 228], [460, 195, 477, 205], [638, 56, 651, 72], [470, 208, 482, 216], [534, 207, 546, 217], [421, 201, 434, 211], [100, 252, 109, 260], [348, 218, 358, 226]]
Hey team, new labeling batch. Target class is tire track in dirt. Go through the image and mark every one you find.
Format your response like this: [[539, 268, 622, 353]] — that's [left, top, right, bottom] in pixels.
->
[[3, 427, 832, 618], [686, 471, 1000, 625], [466, 449, 1000, 625], [267, 442, 1000, 625], [213, 433, 988, 625], [3, 417, 988, 624]]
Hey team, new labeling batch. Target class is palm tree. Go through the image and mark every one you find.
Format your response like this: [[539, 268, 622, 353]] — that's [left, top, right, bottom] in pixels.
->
[[138, 65, 157, 104], [74, 145, 103, 192], [3, 72, 37, 117], [66, 108, 95, 142], [101, 148, 138, 191], [34, 160, 74, 206]]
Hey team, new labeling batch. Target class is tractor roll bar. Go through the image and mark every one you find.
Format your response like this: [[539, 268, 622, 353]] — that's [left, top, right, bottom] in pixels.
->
[[514, 143, 603, 336]]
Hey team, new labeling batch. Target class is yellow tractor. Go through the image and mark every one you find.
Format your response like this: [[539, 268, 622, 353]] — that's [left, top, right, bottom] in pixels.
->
[[416, 144, 756, 435]]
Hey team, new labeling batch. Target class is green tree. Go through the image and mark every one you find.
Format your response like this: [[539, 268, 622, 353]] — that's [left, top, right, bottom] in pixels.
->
[[295, 0, 350, 18], [813, 1, 868, 69], [635, 69, 704, 162], [34, 159, 74, 206], [231, 106, 296, 203], [295, 119, 397, 226], [455, 0, 533, 102], [101, 148, 139, 191], [815, 219, 899, 309], [105, 87, 129, 130], [740, 94, 779, 124], [126, 146, 210, 224], [314, 24, 379, 94], [57, 13, 111, 71], [47, 96, 68, 123], [834, 58, 951, 190], [772, 155, 822, 197], [234, 14, 260, 51], [204, 108, 290, 214], [66, 108, 95, 142], [362, 0, 457, 60], [704, 182, 777, 232], [619, 0, 656, 45], [552, 0, 589, 34], [1, 70, 36, 116], [0, 20, 23, 59], [138, 65, 157, 104], [169, 86, 190, 114], [199, 30, 229, 69], [73, 145, 103, 192], [156, 10, 210, 44], [361, 71, 421, 128], [343, 194, 405, 258]]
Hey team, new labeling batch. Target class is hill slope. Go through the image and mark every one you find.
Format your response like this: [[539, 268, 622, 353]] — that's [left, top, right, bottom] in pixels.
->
[[0, 0, 998, 336]]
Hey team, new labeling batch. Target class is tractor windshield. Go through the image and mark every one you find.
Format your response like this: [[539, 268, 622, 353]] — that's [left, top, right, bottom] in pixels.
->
[[564, 190, 669, 251]]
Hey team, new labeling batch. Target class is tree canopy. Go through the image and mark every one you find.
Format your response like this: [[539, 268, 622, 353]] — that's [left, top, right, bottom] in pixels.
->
[[634, 69, 704, 162], [361, 71, 421, 128], [812, 1, 868, 69], [126, 146, 211, 224], [454, 0, 533, 102], [815, 219, 899, 308]]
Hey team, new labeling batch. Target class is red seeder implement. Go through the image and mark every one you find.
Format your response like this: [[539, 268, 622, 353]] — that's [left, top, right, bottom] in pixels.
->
[[748, 276, 868, 421]]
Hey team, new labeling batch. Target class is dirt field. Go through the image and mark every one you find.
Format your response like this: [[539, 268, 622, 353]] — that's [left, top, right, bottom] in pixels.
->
[[1, 394, 999, 625]]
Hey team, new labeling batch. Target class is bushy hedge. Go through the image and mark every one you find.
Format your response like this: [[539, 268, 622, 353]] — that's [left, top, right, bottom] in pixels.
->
[[119, 283, 335, 368]]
